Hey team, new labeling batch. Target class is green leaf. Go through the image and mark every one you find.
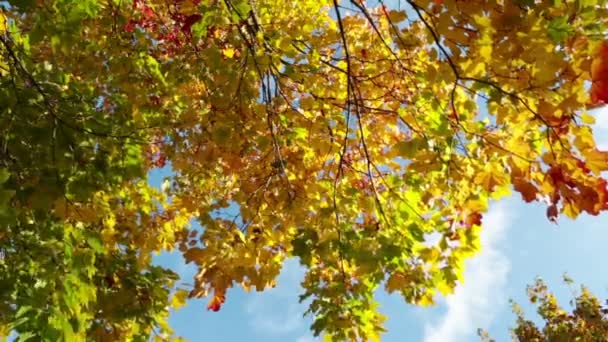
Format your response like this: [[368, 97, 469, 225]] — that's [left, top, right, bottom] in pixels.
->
[[15, 305, 32, 319], [231, 1, 251, 18], [61, 316, 74, 341], [293, 127, 308, 141], [85, 234, 105, 254], [0, 190, 15, 209], [16, 331, 35, 341], [192, 19, 209, 39], [0, 168, 10, 184], [547, 17, 572, 43], [393, 138, 424, 158]]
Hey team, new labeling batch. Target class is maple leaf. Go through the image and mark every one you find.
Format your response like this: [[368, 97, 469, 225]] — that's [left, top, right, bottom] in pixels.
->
[[583, 149, 608, 174], [513, 177, 538, 203], [475, 162, 509, 191], [221, 47, 236, 59], [206, 290, 226, 312], [590, 40, 608, 104], [171, 289, 189, 311], [463, 211, 482, 228]]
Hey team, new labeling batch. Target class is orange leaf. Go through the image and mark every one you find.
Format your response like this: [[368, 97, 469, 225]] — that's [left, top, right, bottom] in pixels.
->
[[207, 290, 226, 312], [464, 212, 482, 228], [590, 40, 608, 104], [513, 177, 538, 203]]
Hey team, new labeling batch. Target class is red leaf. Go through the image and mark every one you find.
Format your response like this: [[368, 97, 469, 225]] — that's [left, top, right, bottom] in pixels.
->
[[207, 290, 226, 312], [154, 154, 166, 168], [548, 165, 564, 185], [182, 14, 202, 34], [464, 212, 482, 228], [576, 158, 591, 174], [548, 165, 575, 187], [546, 204, 558, 223], [591, 82, 608, 104], [142, 6, 155, 20], [125, 20, 136, 32]]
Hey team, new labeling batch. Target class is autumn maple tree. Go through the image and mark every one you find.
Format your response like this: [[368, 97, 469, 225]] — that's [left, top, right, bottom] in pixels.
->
[[479, 277, 608, 341], [2, 0, 608, 340]]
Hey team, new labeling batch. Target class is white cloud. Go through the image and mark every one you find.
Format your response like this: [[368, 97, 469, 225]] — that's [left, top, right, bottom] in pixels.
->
[[245, 258, 312, 336], [423, 202, 512, 342], [592, 105, 608, 128], [590, 105, 608, 150]]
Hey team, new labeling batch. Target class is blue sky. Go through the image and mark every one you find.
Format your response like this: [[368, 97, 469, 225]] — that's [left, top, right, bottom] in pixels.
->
[[151, 106, 608, 341]]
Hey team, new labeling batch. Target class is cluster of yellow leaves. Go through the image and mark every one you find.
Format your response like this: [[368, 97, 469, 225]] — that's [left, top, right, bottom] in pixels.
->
[[54, 181, 192, 263]]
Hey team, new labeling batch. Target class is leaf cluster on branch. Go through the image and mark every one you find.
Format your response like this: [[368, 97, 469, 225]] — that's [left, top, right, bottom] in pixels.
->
[[480, 277, 608, 341]]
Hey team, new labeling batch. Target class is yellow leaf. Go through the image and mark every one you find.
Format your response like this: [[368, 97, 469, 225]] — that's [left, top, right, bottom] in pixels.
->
[[573, 125, 595, 151], [473, 15, 492, 29], [475, 162, 509, 191], [0, 12, 5, 33], [580, 112, 596, 125], [464, 198, 488, 213], [417, 293, 435, 307], [491, 184, 512, 200], [563, 201, 581, 219], [222, 47, 236, 58], [584, 149, 608, 174], [103, 215, 116, 230], [171, 289, 189, 310], [179, 0, 198, 13], [479, 45, 492, 60], [436, 280, 453, 296], [461, 59, 486, 77]]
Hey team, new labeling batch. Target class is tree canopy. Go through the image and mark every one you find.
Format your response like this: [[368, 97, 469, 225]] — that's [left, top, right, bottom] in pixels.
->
[[1, 0, 608, 340], [480, 277, 608, 341]]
